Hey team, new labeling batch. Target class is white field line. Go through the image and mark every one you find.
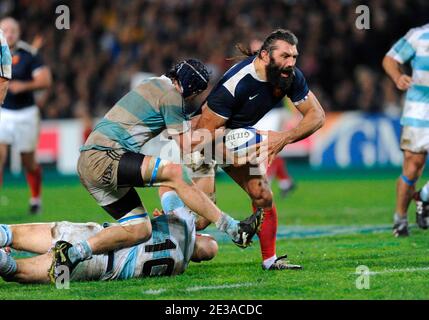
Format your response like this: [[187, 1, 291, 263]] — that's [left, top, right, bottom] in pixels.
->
[[354, 267, 429, 276], [185, 282, 254, 292], [142, 282, 255, 295], [142, 289, 167, 295]]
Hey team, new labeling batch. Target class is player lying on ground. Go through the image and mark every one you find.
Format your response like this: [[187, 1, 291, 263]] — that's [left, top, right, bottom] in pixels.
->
[[52, 59, 263, 280], [0, 191, 217, 283]]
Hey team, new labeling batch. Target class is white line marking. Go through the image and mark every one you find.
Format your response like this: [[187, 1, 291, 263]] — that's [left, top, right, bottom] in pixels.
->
[[142, 289, 166, 295], [185, 282, 254, 292]]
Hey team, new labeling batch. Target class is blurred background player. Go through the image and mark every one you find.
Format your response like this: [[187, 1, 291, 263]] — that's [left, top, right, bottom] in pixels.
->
[[0, 192, 218, 283], [194, 29, 325, 270], [251, 38, 296, 197], [0, 27, 11, 106], [383, 23, 429, 237], [0, 17, 52, 215]]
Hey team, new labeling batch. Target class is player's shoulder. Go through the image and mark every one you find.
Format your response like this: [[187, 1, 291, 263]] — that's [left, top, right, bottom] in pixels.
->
[[221, 56, 259, 97], [293, 67, 306, 80], [15, 40, 38, 57], [404, 24, 429, 42], [136, 75, 182, 103]]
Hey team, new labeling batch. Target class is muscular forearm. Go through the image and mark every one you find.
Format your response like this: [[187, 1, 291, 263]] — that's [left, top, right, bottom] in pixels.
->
[[281, 104, 325, 146]]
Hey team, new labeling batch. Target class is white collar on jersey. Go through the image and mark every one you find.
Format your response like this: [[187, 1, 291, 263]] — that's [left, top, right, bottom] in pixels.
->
[[249, 57, 267, 82]]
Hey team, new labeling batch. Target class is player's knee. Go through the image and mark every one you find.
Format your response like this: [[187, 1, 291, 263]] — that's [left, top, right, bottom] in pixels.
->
[[162, 163, 182, 181], [403, 156, 426, 178], [248, 181, 273, 208]]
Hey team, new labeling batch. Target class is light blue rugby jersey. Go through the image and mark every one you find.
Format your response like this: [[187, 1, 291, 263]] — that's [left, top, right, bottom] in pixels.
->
[[387, 24, 429, 127], [0, 29, 12, 80], [111, 210, 196, 280], [81, 75, 190, 153]]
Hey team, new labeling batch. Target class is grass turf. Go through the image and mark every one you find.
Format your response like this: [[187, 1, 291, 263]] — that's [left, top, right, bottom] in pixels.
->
[[0, 169, 428, 299]]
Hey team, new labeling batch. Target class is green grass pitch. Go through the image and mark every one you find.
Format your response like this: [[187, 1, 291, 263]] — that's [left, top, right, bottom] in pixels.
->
[[1, 168, 428, 300]]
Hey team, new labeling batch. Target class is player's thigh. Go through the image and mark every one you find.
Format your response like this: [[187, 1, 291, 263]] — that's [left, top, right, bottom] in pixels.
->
[[141, 155, 190, 188], [77, 150, 145, 218]]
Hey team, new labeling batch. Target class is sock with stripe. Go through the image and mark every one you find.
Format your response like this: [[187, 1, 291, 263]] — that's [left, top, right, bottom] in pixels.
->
[[215, 213, 239, 241], [68, 241, 92, 264], [0, 249, 17, 277]]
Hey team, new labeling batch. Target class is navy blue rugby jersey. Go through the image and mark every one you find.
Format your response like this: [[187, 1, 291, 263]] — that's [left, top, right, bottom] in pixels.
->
[[206, 55, 309, 129], [3, 41, 44, 110]]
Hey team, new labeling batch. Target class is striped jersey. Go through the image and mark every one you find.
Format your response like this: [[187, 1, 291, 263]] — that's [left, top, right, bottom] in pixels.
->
[[387, 24, 429, 127], [81, 76, 190, 153], [0, 29, 12, 80], [111, 210, 196, 279]]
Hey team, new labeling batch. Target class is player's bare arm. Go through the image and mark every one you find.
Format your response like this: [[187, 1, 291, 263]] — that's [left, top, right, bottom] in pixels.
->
[[194, 104, 228, 145], [382, 55, 412, 91], [258, 91, 325, 165], [8, 66, 52, 94]]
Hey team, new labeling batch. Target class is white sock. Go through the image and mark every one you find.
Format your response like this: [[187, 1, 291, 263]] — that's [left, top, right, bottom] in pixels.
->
[[420, 182, 429, 202], [394, 213, 407, 224], [30, 197, 41, 206], [262, 255, 277, 269]]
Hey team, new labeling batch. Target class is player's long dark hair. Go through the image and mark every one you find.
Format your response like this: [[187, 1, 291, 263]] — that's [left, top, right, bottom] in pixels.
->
[[232, 29, 299, 60]]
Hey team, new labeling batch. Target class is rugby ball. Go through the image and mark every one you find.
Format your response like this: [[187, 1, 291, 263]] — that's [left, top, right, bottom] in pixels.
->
[[224, 127, 264, 157]]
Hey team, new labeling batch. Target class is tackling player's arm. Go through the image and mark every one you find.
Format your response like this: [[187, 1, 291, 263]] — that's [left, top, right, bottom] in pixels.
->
[[258, 91, 325, 165], [174, 104, 227, 155]]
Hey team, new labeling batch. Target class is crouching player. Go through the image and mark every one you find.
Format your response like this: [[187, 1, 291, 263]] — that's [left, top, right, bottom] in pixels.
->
[[0, 192, 217, 283]]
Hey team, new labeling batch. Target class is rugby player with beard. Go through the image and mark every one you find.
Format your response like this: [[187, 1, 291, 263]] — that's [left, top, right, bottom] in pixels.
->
[[190, 29, 325, 270]]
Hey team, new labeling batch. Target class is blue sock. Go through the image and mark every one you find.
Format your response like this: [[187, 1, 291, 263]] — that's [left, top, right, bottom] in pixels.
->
[[0, 225, 12, 248], [0, 250, 17, 277], [161, 191, 185, 212], [68, 241, 92, 264], [215, 213, 239, 240]]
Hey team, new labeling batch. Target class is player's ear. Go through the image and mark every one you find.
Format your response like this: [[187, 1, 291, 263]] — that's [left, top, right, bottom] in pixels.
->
[[259, 49, 270, 63]]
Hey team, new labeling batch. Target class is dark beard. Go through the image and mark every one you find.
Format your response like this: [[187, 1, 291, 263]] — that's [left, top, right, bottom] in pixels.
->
[[266, 57, 295, 92]]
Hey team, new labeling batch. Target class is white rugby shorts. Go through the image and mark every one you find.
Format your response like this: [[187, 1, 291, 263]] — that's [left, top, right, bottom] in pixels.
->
[[0, 105, 40, 152], [400, 126, 429, 154]]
